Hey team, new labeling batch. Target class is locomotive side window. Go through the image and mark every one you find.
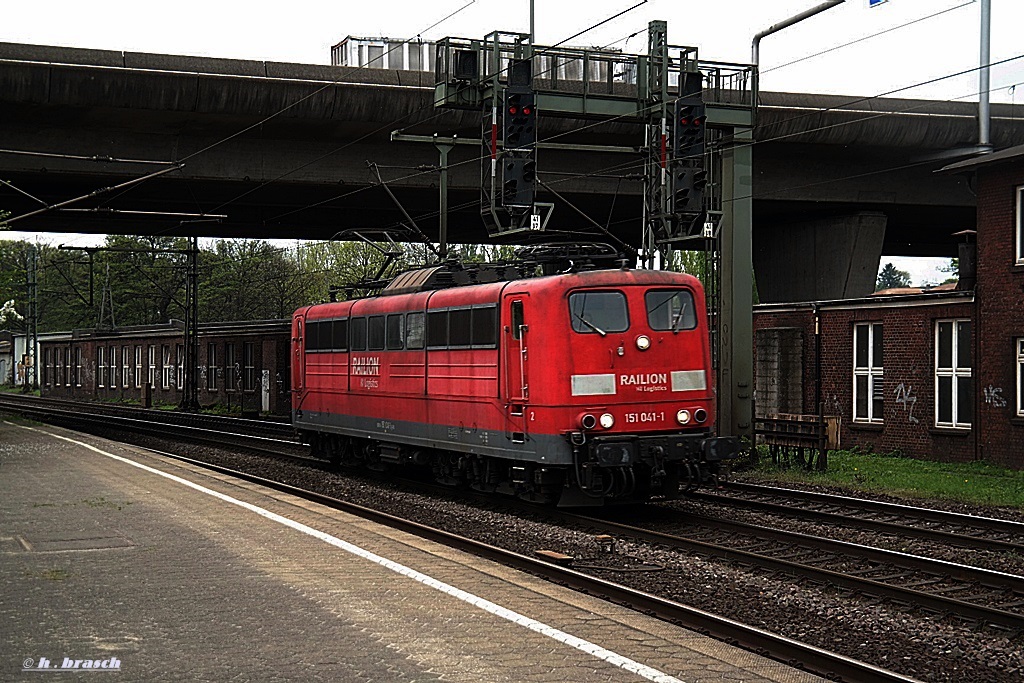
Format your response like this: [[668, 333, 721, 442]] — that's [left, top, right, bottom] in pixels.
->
[[449, 309, 472, 347], [568, 291, 629, 335], [406, 312, 425, 350], [511, 300, 524, 340], [386, 314, 404, 350], [472, 305, 498, 347], [645, 290, 697, 331], [350, 317, 367, 351], [331, 319, 349, 352], [317, 321, 333, 350], [368, 315, 386, 351], [304, 321, 318, 351], [427, 310, 448, 348]]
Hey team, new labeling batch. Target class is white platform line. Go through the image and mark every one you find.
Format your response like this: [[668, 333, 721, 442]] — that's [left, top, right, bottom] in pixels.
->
[[11, 423, 686, 683]]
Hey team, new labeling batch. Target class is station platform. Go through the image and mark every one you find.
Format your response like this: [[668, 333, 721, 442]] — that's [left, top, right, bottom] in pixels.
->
[[0, 418, 824, 682]]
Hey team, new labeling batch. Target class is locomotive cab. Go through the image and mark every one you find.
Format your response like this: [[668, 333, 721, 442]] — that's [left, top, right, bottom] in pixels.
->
[[502, 269, 741, 505]]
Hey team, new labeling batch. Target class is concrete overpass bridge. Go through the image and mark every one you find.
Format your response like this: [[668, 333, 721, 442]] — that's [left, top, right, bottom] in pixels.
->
[[2, 41, 1023, 301]]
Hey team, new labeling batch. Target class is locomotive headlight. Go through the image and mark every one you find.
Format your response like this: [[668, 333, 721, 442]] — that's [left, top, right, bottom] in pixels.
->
[[579, 413, 598, 430], [676, 409, 692, 425], [694, 408, 708, 423], [636, 335, 651, 351], [599, 413, 615, 429]]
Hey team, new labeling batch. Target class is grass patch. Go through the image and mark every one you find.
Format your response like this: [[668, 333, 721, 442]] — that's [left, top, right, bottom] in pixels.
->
[[742, 449, 1024, 510]]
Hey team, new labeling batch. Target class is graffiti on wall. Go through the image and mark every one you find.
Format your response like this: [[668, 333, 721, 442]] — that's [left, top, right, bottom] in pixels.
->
[[983, 384, 1007, 408], [894, 383, 920, 424]]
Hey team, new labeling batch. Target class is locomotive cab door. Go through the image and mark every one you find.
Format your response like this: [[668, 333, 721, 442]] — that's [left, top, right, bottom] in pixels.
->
[[292, 316, 305, 392], [503, 296, 529, 443]]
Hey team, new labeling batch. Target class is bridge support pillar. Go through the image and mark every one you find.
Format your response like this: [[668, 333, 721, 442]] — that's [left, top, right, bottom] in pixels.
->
[[720, 128, 754, 446], [754, 211, 887, 303]]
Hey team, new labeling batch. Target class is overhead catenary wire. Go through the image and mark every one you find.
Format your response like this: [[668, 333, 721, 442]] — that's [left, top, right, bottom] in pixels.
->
[[7, 1, 1019, 276]]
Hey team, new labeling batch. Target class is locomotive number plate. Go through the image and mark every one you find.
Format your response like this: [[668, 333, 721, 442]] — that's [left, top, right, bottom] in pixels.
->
[[624, 411, 665, 424]]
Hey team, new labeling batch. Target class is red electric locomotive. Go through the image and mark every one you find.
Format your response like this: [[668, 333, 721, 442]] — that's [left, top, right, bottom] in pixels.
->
[[291, 263, 741, 505]]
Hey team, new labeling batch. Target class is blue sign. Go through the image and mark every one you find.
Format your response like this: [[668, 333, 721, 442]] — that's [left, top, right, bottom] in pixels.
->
[[869, 0, 889, 6]]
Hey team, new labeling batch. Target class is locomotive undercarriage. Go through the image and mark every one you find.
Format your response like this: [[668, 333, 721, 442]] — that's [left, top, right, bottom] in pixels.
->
[[305, 428, 735, 506]]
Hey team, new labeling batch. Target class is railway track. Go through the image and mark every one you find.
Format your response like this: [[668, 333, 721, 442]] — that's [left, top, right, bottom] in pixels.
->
[[572, 506, 1024, 632], [691, 481, 1024, 554], [133, 449, 920, 683], [0, 394, 923, 682], [0, 393, 304, 460]]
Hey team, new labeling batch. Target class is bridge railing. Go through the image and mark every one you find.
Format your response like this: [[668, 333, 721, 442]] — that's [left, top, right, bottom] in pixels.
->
[[433, 36, 754, 120]]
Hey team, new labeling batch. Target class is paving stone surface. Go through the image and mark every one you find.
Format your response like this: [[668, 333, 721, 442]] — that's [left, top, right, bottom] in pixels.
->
[[0, 419, 825, 683]]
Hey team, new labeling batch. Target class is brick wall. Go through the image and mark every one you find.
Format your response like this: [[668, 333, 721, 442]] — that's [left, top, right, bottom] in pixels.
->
[[755, 297, 976, 461], [975, 163, 1024, 467]]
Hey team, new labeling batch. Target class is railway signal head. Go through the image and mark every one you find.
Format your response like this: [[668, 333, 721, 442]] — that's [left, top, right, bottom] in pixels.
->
[[673, 167, 706, 215], [502, 156, 536, 208], [503, 90, 536, 150], [673, 98, 706, 161]]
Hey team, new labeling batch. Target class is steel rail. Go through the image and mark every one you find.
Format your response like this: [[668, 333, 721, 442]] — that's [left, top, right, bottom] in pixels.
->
[[722, 481, 1024, 536], [0, 401, 920, 682], [691, 489, 1024, 553], [0, 393, 296, 440], [0, 396, 304, 459], [139, 449, 923, 683], [554, 510, 1024, 631]]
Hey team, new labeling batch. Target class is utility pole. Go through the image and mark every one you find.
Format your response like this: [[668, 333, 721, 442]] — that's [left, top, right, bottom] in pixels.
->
[[979, 0, 992, 150], [181, 236, 200, 410], [26, 245, 39, 391]]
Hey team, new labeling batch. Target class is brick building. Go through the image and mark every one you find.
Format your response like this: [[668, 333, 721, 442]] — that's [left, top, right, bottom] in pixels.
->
[[38, 320, 291, 415], [753, 144, 1024, 468]]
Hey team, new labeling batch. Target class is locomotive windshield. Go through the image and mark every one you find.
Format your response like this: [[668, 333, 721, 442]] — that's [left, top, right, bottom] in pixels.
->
[[568, 291, 629, 335], [645, 289, 697, 332]]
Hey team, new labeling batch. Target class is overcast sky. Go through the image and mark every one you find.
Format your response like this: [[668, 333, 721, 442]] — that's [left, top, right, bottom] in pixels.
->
[[3, 0, 1022, 284]]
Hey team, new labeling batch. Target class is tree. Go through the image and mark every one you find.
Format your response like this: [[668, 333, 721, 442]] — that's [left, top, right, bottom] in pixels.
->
[[875, 262, 912, 291], [940, 258, 959, 285]]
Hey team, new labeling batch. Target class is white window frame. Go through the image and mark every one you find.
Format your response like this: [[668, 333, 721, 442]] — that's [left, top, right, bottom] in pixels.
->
[[122, 346, 130, 388], [65, 348, 72, 387], [1017, 338, 1024, 418], [935, 319, 972, 429], [74, 348, 82, 387], [108, 346, 117, 389], [175, 344, 184, 390], [135, 345, 143, 389], [225, 342, 237, 392], [1016, 185, 1023, 265], [148, 345, 156, 388], [243, 341, 256, 392], [207, 342, 217, 391], [97, 347, 106, 388], [852, 322, 884, 423], [162, 345, 172, 390]]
